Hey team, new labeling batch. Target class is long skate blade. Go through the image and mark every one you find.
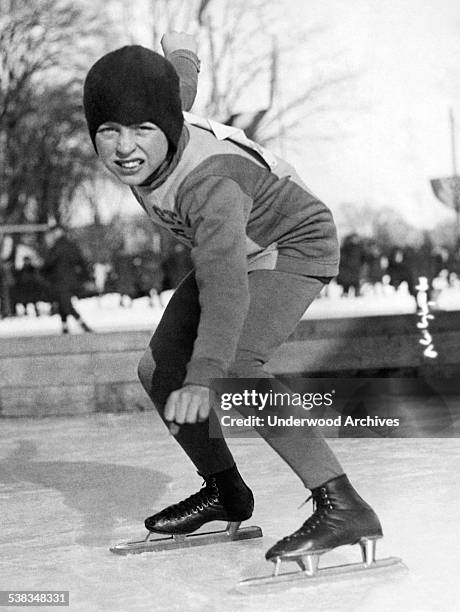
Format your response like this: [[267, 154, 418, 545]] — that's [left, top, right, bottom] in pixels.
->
[[110, 525, 263, 556], [238, 556, 406, 589]]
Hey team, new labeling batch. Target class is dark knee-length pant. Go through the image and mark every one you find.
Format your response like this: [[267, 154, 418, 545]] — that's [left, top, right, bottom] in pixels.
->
[[138, 268, 343, 489]]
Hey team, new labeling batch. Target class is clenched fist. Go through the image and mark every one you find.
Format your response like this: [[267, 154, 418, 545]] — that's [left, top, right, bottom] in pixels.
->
[[161, 31, 197, 56], [164, 384, 211, 434]]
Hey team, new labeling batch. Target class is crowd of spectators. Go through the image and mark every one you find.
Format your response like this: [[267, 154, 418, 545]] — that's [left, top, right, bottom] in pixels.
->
[[1, 229, 458, 324], [0, 230, 193, 323], [335, 233, 460, 301]]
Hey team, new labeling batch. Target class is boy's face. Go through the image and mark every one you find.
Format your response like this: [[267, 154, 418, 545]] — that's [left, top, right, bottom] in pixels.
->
[[95, 122, 169, 185]]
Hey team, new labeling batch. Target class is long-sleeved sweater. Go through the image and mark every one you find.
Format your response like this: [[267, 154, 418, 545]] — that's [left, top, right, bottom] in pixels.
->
[[131, 50, 339, 387]]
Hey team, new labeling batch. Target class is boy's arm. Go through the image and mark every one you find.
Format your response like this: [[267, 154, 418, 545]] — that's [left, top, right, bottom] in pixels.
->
[[177, 176, 253, 387], [161, 32, 200, 112]]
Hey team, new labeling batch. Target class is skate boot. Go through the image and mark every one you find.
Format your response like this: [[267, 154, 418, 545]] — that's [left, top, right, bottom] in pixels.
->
[[266, 474, 383, 575], [145, 464, 254, 534], [110, 465, 263, 555]]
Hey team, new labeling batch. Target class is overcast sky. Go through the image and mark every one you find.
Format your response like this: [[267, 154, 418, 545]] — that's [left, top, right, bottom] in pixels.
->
[[283, 0, 460, 228]]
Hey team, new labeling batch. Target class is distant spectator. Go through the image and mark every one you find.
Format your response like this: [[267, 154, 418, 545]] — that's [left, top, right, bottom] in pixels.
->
[[93, 263, 111, 296], [0, 260, 14, 318], [133, 250, 164, 307], [13, 256, 48, 316], [112, 253, 138, 307], [362, 239, 385, 289], [0, 235, 15, 318], [449, 246, 460, 283], [428, 247, 450, 303], [336, 233, 365, 297], [42, 225, 92, 334], [430, 246, 449, 280], [416, 234, 436, 290], [161, 244, 193, 291], [387, 246, 418, 300]]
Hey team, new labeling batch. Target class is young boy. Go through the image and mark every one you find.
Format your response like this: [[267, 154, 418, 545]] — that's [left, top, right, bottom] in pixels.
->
[[83, 32, 382, 570]]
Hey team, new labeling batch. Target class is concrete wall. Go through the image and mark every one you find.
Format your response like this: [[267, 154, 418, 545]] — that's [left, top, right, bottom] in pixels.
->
[[1, 311, 459, 417]]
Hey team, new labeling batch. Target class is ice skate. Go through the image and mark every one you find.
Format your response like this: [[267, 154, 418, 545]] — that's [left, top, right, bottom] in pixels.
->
[[111, 466, 262, 555], [239, 475, 405, 588]]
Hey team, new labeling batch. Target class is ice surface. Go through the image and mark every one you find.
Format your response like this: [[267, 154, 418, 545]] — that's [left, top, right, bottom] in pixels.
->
[[1, 284, 459, 609], [1, 412, 459, 611]]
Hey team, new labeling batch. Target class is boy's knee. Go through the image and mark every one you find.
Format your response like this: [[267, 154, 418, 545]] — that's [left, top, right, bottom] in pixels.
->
[[138, 349, 156, 391]]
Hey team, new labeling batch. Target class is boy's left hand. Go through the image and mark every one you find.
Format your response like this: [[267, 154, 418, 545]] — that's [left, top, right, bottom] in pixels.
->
[[164, 385, 210, 433], [161, 31, 197, 56]]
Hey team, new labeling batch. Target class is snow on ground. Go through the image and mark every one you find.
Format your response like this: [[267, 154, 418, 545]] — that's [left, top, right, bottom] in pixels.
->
[[1, 282, 459, 337]]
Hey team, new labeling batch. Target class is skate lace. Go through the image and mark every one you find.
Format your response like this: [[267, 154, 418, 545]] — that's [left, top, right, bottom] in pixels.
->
[[283, 488, 334, 542], [164, 480, 219, 518]]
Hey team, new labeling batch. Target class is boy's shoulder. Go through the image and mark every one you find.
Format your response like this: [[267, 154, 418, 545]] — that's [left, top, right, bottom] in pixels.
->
[[183, 112, 278, 170], [147, 117, 269, 198], [181, 115, 312, 198]]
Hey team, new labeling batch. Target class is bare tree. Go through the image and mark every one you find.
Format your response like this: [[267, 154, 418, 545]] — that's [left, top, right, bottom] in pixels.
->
[[111, 0, 356, 146], [0, 0, 109, 226], [74, 171, 130, 227]]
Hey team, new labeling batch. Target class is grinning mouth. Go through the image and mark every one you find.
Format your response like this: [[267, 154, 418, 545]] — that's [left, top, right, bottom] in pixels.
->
[[115, 159, 144, 169]]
